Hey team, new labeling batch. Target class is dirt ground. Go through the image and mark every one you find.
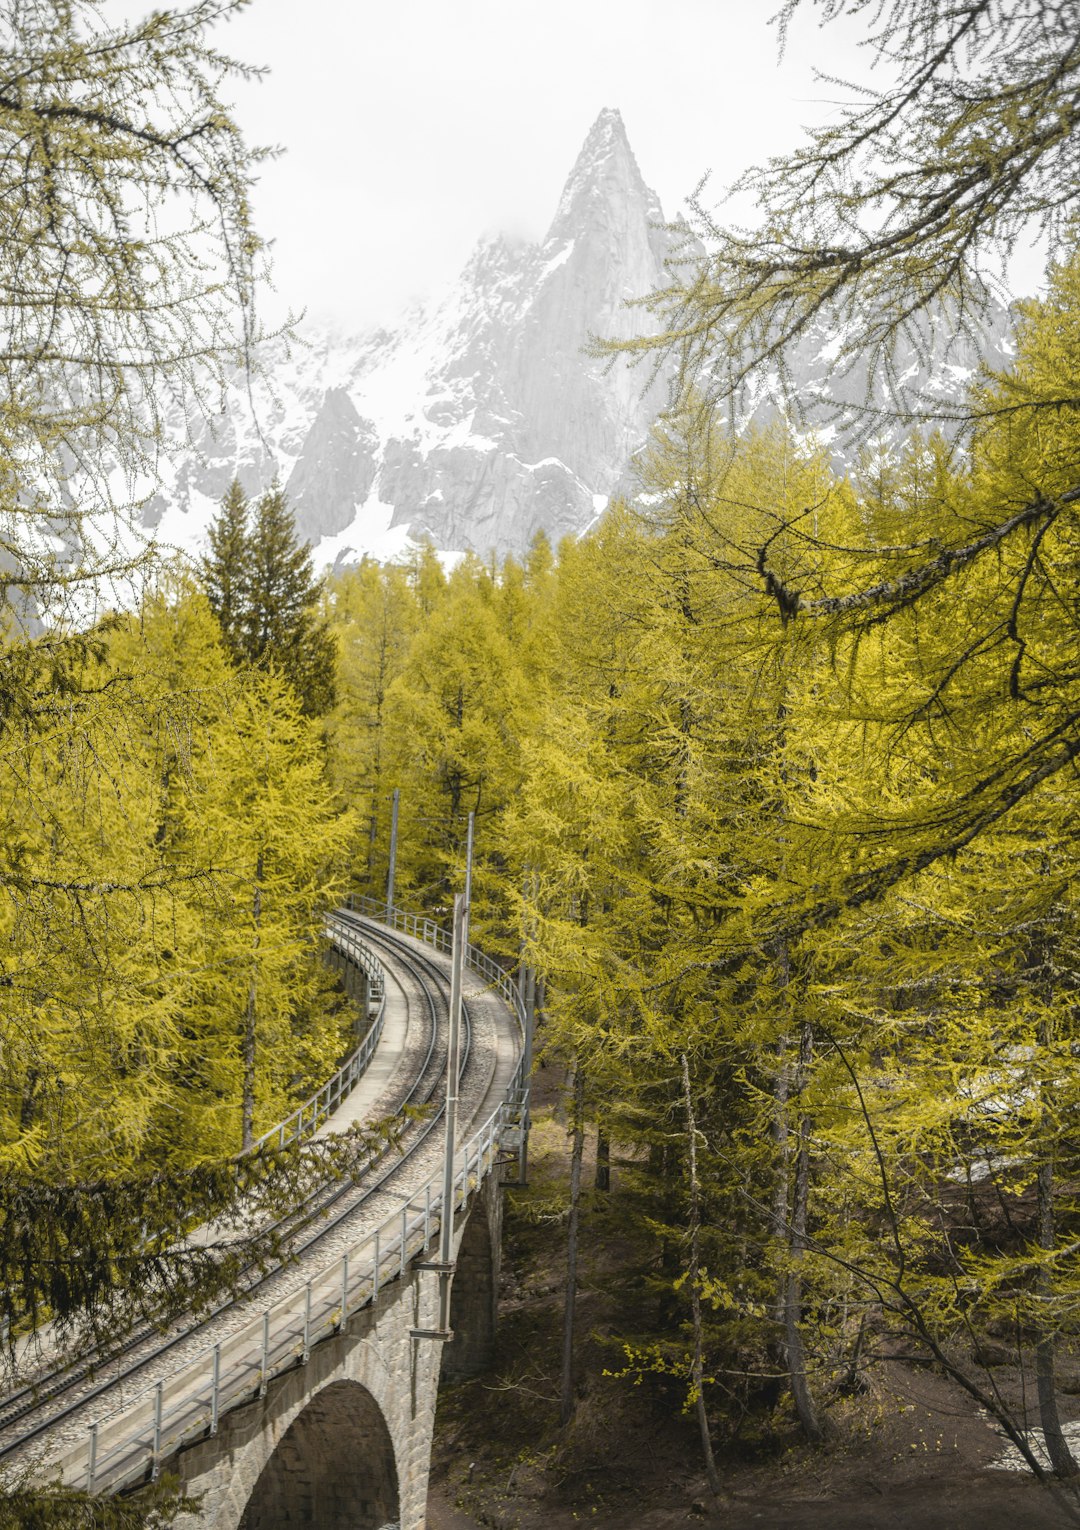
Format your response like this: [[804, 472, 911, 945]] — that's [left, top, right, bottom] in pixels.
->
[[426, 1070, 1080, 1530], [427, 1475, 1076, 1530], [428, 1327, 1080, 1530]]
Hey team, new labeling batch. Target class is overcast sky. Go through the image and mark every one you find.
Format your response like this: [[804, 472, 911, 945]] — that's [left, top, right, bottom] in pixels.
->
[[211, 0, 1045, 335]]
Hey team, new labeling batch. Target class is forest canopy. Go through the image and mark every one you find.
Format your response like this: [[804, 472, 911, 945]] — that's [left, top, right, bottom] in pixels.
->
[[323, 245, 1080, 1487], [0, 0, 357, 1392], [4, 0, 1080, 1520]]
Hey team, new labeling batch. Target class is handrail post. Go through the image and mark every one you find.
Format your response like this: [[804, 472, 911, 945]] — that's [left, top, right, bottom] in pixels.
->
[[424, 1182, 431, 1250], [302, 1281, 312, 1361], [260, 1311, 270, 1396], [210, 1344, 221, 1436], [340, 1253, 350, 1331], [87, 1421, 98, 1493], [373, 1231, 381, 1305], [152, 1379, 163, 1480], [401, 1204, 409, 1279]]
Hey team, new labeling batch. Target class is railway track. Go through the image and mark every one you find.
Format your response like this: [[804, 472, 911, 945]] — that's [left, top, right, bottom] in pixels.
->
[[0, 915, 482, 1478]]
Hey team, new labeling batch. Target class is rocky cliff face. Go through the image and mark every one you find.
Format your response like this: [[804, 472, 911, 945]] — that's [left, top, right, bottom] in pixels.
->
[[146, 107, 1015, 567], [149, 108, 679, 564]]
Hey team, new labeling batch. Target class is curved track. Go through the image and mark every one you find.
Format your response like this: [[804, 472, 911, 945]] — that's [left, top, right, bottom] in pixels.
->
[[0, 923, 464, 1446], [0, 909, 524, 1498]]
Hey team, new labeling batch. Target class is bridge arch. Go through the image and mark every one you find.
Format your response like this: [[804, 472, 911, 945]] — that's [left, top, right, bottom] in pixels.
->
[[237, 1379, 398, 1530]]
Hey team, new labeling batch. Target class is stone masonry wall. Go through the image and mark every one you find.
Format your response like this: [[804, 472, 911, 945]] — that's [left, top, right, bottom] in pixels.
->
[[170, 1179, 502, 1530]]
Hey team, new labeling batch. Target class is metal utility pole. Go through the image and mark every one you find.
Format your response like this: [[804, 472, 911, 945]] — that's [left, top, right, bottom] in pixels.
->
[[437, 891, 466, 1332], [385, 787, 400, 920], [519, 963, 535, 1184], [412, 889, 466, 1343], [463, 810, 474, 948], [517, 867, 536, 1184]]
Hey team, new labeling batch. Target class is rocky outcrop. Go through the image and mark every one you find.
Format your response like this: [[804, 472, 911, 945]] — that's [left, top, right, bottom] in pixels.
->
[[146, 107, 1015, 567], [346, 106, 678, 558], [148, 108, 680, 563], [285, 389, 379, 543]]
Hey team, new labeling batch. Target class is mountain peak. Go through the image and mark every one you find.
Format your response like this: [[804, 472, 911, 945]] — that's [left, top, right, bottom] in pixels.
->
[[148, 103, 682, 564], [546, 107, 661, 242], [583, 105, 630, 151]]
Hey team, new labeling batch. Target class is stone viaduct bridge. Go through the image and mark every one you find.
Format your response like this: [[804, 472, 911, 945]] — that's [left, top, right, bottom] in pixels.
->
[[0, 903, 530, 1529]]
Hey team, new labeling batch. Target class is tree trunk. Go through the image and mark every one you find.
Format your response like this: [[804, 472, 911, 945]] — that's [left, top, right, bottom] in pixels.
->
[[1036, 1153, 1077, 1475], [241, 850, 263, 1151], [771, 1042, 791, 1278], [595, 1128, 610, 1192], [682, 1054, 721, 1497], [19, 1067, 38, 1133], [560, 1064, 586, 1427], [783, 1020, 824, 1442], [367, 796, 379, 889], [536, 975, 547, 1063]]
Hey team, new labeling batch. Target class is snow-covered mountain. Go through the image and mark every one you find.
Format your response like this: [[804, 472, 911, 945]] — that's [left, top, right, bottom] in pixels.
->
[[146, 107, 678, 565], [144, 106, 1017, 569], [767, 302, 1016, 445]]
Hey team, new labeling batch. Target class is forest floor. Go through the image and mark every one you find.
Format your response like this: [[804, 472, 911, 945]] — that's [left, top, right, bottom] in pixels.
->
[[426, 1066, 1080, 1530]]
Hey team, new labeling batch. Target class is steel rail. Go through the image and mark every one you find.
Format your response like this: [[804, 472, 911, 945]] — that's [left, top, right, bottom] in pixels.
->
[[0, 915, 492, 1486], [0, 923, 448, 1447], [26, 906, 525, 1498]]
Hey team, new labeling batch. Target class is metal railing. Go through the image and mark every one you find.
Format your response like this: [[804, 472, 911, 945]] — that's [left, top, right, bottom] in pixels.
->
[[0, 921, 385, 1390], [251, 917, 387, 1154], [51, 905, 527, 1496]]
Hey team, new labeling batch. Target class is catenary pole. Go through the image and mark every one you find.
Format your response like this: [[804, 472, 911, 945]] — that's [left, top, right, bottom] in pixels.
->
[[437, 891, 467, 1333], [519, 962, 535, 1184], [464, 810, 475, 946], [386, 786, 400, 920]]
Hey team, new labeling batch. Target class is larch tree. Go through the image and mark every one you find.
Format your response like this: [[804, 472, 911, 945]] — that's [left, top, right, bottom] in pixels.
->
[[603, 0, 1080, 872], [325, 560, 421, 898], [174, 668, 352, 1154], [381, 555, 531, 923], [0, 0, 269, 631], [0, 17, 367, 1511], [0, 578, 367, 1390]]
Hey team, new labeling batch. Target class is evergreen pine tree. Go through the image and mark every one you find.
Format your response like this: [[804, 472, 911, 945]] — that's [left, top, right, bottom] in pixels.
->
[[202, 483, 336, 715], [201, 478, 251, 660], [246, 487, 336, 715]]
